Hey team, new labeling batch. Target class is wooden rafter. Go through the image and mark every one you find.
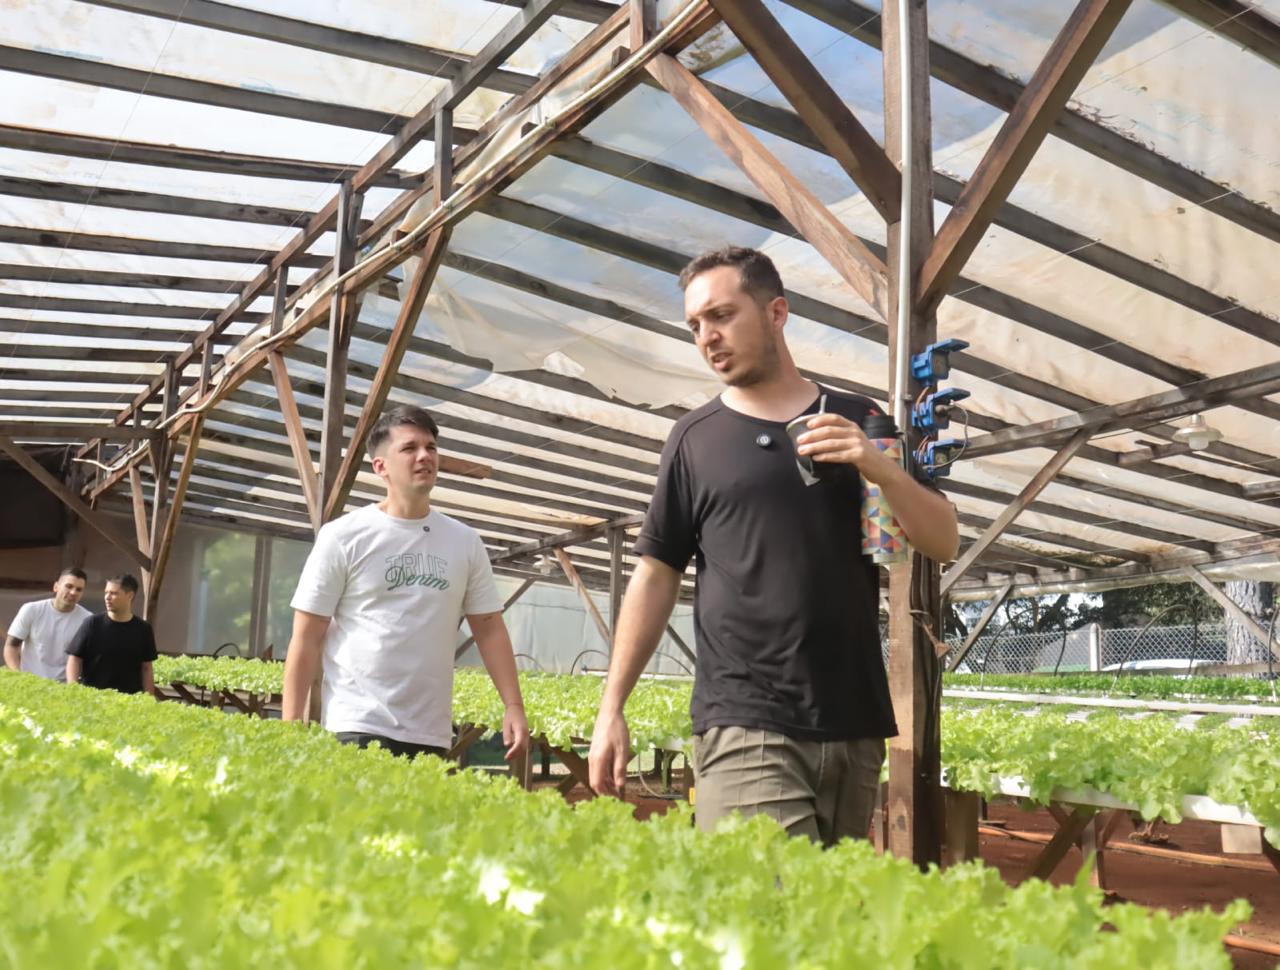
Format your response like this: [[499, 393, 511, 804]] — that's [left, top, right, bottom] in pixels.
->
[[0, 436, 150, 570], [916, 0, 1135, 316], [941, 429, 1093, 595], [962, 361, 1280, 459], [0, 123, 422, 188], [646, 53, 889, 319], [709, 0, 900, 221], [555, 548, 613, 647], [946, 583, 1015, 673]]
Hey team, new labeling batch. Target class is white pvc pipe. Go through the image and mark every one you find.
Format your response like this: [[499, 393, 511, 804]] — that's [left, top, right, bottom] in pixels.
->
[[891, 0, 914, 435]]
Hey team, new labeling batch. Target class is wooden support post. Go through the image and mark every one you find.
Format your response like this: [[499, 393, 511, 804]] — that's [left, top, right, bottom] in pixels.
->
[[319, 180, 360, 513], [455, 577, 537, 660], [608, 526, 625, 640], [270, 267, 288, 335], [941, 428, 1092, 595], [0, 436, 150, 571], [146, 416, 204, 620], [248, 534, 272, 658], [883, 0, 943, 869], [550, 744, 594, 796], [555, 548, 613, 647], [646, 53, 888, 319], [946, 582, 1013, 673], [446, 723, 487, 763], [1030, 806, 1097, 880], [1080, 809, 1123, 888], [629, 0, 654, 50], [1185, 567, 1280, 662], [942, 789, 981, 867], [199, 340, 212, 397], [268, 351, 323, 531], [128, 465, 153, 601]]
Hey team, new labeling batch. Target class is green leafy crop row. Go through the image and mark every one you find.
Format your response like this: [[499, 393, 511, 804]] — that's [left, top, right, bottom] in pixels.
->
[[0, 671, 1248, 969]]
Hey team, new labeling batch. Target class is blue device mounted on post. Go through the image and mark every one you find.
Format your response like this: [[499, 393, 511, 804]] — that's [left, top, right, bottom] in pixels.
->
[[909, 339, 971, 480], [912, 387, 971, 433], [910, 338, 970, 385]]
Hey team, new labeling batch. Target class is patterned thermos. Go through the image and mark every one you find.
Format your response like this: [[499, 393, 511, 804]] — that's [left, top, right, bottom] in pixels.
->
[[860, 414, 909, 564]]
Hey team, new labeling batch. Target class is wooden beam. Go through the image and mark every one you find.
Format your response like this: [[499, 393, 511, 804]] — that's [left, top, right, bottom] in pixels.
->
[[267, 352, 322, 533], [147, 416, 204, 617], [609, 526, 625, 637], [0, 45, 407, 133], [646, 53, 888, 319], [709, 0, 899, 220], [318, 181, 360, 517], [1157, 0, 1280, 70], [0, 173, 326, 228], [492, 514, 646, 565], [248, 534, 272, 659], [0, 422, 158, 441], [454, 577, 537, 659], [962, 362, 1280, 459], [0, 123, 422, 188], [917, 0, 1133, 315], [946, 583, 1014, 673], [324, 132, 454, 523], [941, 429, 1092, 595], [883, 0, 943, 869], [83, 0, 538, 95], [555, 548, 613, 647], [1184, 567, 1280, 662], [0, 223, 327, 268], [0, 436, 150, 570]]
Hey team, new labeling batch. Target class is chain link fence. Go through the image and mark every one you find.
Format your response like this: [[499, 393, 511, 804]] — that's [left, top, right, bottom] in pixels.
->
[[931, 622, 1275, 674]]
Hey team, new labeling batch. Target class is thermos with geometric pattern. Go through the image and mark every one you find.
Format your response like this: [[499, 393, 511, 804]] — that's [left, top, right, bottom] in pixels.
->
[[860, 414, 909, 564]]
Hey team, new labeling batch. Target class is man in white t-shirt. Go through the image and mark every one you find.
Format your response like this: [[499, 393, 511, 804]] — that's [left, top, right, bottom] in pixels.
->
[[5, 567, 91, 682], [283, 405, 530, 761]]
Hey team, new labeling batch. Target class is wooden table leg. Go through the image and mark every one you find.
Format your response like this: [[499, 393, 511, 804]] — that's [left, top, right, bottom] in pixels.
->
[[942, 789, 981, 867], [1029, 807, 1097, 881]]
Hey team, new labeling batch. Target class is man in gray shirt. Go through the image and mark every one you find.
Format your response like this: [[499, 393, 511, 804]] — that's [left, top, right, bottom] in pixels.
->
[[5, 567, 90, 682]]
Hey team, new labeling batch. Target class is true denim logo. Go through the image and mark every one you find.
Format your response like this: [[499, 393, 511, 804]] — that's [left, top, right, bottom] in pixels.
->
[[384, 553, 450, 591]]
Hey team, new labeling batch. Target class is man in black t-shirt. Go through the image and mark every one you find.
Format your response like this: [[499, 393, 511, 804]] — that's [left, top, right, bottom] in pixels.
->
[[588, 247, 959, 845], [67, 573, 158, 696]]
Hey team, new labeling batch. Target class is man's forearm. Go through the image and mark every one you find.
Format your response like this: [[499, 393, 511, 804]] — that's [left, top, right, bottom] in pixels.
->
[[141, 662, 155, 697], [66, 655, 83, 684], [473, 624, 523, 709], [282, 640, 322, 721], [3, 638, 21, 671], [879, 467, 960, 562], [600, 560, 681, 716]]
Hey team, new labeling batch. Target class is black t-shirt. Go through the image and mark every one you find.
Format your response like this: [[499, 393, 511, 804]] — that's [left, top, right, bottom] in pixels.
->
[[67, 613, 158, 694], [634, 389, 898, 742]]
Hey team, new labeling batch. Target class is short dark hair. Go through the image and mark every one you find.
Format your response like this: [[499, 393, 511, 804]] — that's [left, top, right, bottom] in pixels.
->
[[57, 567, 87, 583], [107, 573, 139, 595], [367, 405, 440, 458], [677, 246, 784, 305]]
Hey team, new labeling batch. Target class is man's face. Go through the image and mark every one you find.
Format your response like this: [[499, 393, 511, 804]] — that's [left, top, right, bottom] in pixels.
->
[[104, 581, 133, 615], [52, 573, 86, 611], [371, 424, 439, 497], [684, 266, 784, 388]]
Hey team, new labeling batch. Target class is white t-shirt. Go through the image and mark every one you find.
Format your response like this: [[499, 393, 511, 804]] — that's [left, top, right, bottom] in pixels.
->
[[7, 598, 92, 682], [290, 503, 503, 747]]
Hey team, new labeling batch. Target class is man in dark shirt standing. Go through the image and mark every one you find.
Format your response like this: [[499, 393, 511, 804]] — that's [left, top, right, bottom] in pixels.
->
[[67, 573, 158, 696], [588, 247, 959, 845]]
